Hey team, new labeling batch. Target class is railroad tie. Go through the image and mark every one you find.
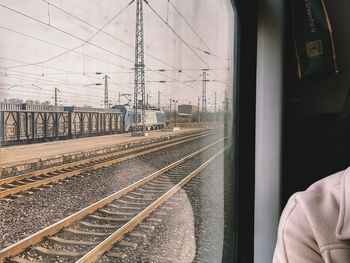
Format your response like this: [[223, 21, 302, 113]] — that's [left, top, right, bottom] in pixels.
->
[[148, 183, 174, 188], [146, 218, 162, 223], [139, 224, 155, 231], [129, 231, 147, 240], [135, 188, 163, 194], [153, 211, 167, 217], [107, 204, 140, 211], [48, 236, 99, 246], [107, 252, 128, 259], [128, 191, 158, 197], [124, 195, 154, 201], [0, 198, 13, 202], [7, 256, 41, 263], [33, 246, 86, 257], [25, 178, 39, 183], [78, 221, 117, 229], [116, 199, 150, 206], [99, 208, 135, 217], [14, 181, 27, 185], [118, 241, 138, 249], [88, 214, 129, 222], [4, 183, 17, 188], [64, 228, 112, 236]]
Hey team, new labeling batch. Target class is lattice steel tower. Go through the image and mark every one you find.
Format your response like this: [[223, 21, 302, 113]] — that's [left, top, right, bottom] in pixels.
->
[[202, 71, 207, 117], [103, 75, 109, 109], [133, 0, 146, 131]]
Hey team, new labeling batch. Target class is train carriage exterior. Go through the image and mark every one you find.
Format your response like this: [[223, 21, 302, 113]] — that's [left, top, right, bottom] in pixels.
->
[[0, 104, 124, 145]]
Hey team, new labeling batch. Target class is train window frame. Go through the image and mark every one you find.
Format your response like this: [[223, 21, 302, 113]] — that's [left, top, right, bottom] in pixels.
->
[[230, 0, 285, 262], [229, 0, 258, 262]]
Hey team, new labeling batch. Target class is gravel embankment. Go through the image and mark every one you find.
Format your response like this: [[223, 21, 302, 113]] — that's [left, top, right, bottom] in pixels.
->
[[0, 132, 224, 250], [96, 148, 226, 263], [132, 152, 226, 263]]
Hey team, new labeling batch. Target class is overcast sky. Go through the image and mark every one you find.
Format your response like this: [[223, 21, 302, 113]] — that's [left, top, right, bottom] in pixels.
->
[[0, 0, 234, 109]]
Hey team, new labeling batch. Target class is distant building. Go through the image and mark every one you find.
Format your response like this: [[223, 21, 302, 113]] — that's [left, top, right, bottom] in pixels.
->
[[178, 104, 198, 115]]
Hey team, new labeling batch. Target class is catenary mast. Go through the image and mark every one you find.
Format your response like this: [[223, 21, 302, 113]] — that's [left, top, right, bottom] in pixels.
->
[[133, 0, 146, 132]]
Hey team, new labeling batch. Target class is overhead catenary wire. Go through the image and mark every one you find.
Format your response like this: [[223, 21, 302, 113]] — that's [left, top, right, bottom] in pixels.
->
[[0, 80, 131, 99], [2, 66, 203, 101], [0, 2, 202, 89], [166, 0, 229, 81], [0, 25, 130, 70], [39, 0, 194, 77], [0, 1, 135, 69], [0, 57, 102, 76], [1, 67, 230, 77], [144, 1, 209, 68], [168, 0, 211, 52], [38, 0, 203, 85], [3, 70, 201, 98], [0, 1, 231, 106]]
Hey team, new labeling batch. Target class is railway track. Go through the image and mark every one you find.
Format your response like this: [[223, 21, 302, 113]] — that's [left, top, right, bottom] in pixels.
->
[[0, 137, 226, 263], [0, 130, 219, 200]]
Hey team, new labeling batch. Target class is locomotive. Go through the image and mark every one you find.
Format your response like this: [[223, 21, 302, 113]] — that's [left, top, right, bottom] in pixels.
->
[[112, 104, 166, 132]]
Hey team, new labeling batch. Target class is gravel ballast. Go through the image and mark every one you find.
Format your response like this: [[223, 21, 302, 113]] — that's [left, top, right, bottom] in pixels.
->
[[0, 132, 224, 250], [127, 150, 226, 263]]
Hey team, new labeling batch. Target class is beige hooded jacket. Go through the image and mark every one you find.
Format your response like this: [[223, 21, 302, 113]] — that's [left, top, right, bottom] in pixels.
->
[[273, 167, 350, 263]]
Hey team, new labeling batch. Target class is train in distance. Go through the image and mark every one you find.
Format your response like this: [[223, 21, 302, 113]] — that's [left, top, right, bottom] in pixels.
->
[[112, 104, 166, 132]]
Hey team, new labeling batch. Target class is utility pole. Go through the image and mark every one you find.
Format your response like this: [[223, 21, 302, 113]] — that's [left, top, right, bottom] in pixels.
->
[[225, 97, 229, 112], [188, 101, 191, 123], [133, 0, 146, 132], [178, 41, 182, 73], [169, 99, 172, 126], [53, 87, 63, 111], [224, 89, 229, 112], [103, 75, 110, 109], [198, 96, 201, 122], [158, 91, 160, 109], [118, 92, 121, 105], [146, 94, 149, 109], [173, 100, 177, 127], [214, 92, 217, 122], [54, 87, 58, 108], [202, 72, 207, 122]]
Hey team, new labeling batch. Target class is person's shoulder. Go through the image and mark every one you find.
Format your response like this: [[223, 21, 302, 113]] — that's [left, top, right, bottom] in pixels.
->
[[292, 168, 345, 203], [306, 169, 344, 193], [274, 168, 350, 262], [282, 168, 348, 245], [281, 168, 345, 231], [288, 168, 344, 211]]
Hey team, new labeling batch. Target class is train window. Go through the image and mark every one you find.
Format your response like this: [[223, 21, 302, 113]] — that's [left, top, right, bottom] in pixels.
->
[[0, 1, 238, 263]]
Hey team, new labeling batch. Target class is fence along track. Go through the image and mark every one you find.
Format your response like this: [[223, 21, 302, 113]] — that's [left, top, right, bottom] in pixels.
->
[[0, 137, 225, 262], [0, 130, 219, 199]]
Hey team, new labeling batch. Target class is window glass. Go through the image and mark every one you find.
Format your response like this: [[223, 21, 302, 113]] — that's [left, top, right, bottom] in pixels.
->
[[0, 1, 235, 262]]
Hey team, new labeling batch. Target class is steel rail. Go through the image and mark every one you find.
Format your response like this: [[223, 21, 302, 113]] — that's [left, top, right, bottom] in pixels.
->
[[0, 130, 219, 198], [0, 130, 210, 185], [0, 137, 225, 261], [78, 147, 226, 263]]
